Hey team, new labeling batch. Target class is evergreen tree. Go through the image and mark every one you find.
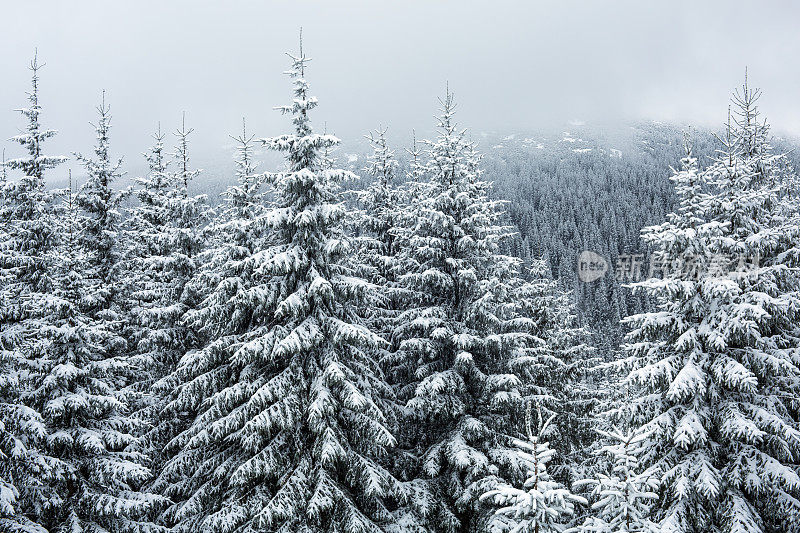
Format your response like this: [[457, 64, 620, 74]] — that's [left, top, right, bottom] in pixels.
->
[[381, 131, 427, 397], [480, 405, 587, 533], [126, 115, 209, 375], [0, 419, 46, 533], [1, 149, 7, 205], [513, 260, 597, 484], [574, 427, 659, 533], [123, 125, 174, 378], [1, 52, 66, 298], [158, 43, 403, 533], [0, 341, 48, 533], [152, 118, 267, 530], [392, 90, 571, 531], [122, 116, 210, 496], [613, 78, 800, 533], [119, 126, 171, 450], [0, 52, 66, 533], [221, 118, 264, 236], [355, 126, 403, 304], [404, 130, 426, 188], [74, 92, 126, 301], [162, 114, 210, 316], [353, 127, 408, 377], [21, 180, 165, 533]]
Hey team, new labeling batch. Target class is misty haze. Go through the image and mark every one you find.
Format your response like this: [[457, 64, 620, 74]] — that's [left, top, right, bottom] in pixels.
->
[[2, 2, 800, 533]]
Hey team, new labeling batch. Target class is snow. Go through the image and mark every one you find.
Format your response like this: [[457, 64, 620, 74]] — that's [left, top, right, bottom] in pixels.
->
[[2, 45, 798, 533]]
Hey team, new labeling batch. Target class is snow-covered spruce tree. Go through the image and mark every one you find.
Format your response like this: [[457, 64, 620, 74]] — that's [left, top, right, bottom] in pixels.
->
[[511, 259, 597, 484], [1, 255, 47, 533], [0, 52, 66, 300], [480, 405, 587, 533], [613, 79, 800, 533], [157, 45, 403, 532], [0, 53, 66, 533], [380, 131, 426, 396], [390, 91, 570, 532], [700, 78, 800, 532], [122, 125, 173, 361], [121, 117, 211, 504], [125, 116, 210, 380], [118, 126, 173, 449], [354, 127, 403, 306], [0, 154, 19, 526], [217, 118, 265, 241], [163, 114, 210, 315], [151, 118, 267, 528], [0, 418, 46, 533], [74, 91, 127, 314], [123, 124, 172, 350], [20, 180, 165, 533], [0, 147, 15, 531], [573, 427, 659, 533], [353, 127, 410, 369], [0, 168, 48, 533]]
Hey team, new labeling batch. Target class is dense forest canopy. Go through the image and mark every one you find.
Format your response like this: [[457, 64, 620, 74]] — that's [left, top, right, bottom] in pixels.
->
[[1, 46, 799, 533]]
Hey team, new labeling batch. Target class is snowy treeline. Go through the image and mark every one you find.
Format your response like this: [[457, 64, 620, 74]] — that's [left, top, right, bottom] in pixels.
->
[[1, 44, 799, 533], [486, 123, 800, 349]]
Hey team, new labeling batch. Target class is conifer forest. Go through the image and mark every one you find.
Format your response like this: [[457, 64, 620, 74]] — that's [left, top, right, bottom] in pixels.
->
[[1, 3, 800, 532]]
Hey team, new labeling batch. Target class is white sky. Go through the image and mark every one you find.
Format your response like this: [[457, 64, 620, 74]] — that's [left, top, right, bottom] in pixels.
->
[[2, 0, 799, 173]]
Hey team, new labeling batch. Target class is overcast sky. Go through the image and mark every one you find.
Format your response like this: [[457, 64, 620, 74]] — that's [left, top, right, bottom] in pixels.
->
[[2, 0, 799, 174]]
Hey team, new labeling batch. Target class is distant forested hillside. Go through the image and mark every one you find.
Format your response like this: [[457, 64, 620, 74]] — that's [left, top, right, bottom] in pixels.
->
[[471, 122, 800, 351]]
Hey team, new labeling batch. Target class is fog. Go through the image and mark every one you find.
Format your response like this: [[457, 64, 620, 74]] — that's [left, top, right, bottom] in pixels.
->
[[2, 0, 799, 175]]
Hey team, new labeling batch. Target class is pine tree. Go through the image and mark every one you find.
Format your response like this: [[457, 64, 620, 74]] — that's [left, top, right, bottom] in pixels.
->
[[125, 115, 209, 372], [380, 131, 426, 397], [391, 90, 572, 532], [158, 41, 403, 533], [124, 124, 173, 365], [163, 114, 210, 315], [211, 117, 264, 246], [122, 116, 210, 484], [122, 125, 177, 453], [353, 127, 409, 379], [152, 118, 267, 530], [1, 149, 7, 206], [573, 427, 659, 533], [0, 174, 47, 533], [1, 52, 66, 298], [74, 92, 126, 298], [0, 52, 66, 533], [0, 418, 46, 533], [480, 405, 587, 533], [513, 260, 597, 484], [1, 302, 48, 533], [355, 126, 403, 305], [0, 149, 15, 530], [614, 78, 800, 533], [20, 179, 165, 533]]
